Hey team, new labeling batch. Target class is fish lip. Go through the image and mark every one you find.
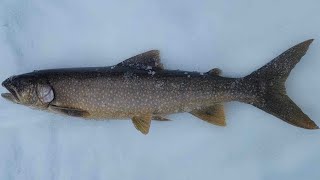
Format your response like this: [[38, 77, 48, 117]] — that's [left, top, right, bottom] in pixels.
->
[[1, 79, 20, 103], [1, 92, 19, 103]]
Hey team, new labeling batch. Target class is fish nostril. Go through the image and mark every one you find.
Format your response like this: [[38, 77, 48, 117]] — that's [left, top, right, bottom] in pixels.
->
[[2, 76, 16, 88], [9, 75, 16, 81], [2, 77, 13, 88]]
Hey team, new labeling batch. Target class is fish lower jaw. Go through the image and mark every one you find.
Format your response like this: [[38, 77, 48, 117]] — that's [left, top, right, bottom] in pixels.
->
[[1, 92, 20, 103]]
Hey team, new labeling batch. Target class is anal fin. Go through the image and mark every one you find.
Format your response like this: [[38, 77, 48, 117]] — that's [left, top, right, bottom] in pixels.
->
[[190, 104, 226, 126], [132, 114, 152, 134]]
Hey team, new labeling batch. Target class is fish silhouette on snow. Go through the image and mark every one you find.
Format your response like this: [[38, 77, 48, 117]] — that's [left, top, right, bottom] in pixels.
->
[[1, 39, 318, 134]]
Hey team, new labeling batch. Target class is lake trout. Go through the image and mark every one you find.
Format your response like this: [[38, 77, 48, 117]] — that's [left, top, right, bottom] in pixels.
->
[[1, 39, 318, 134]]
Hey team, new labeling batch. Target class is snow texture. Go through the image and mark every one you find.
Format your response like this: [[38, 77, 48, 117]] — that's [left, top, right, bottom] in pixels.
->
[[0, 0, 320, 180]]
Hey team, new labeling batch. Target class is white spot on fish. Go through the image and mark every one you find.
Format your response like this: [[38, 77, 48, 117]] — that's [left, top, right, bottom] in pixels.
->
[[148, 70, 156, 75], [155, 81, 164, 88], [231, 82, 236, 89]]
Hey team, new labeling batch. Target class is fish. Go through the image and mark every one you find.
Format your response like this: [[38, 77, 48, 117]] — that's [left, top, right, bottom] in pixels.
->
[[1, 39, 318, 134]]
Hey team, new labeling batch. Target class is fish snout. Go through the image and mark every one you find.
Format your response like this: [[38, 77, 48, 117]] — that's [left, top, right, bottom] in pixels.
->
[[2, 75, 16, 88], [1, 76, 20, 103], [2, 78, 8, 88]]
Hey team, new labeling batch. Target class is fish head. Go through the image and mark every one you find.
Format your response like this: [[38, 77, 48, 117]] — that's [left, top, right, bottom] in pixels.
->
[[1, 74, 54, 108]]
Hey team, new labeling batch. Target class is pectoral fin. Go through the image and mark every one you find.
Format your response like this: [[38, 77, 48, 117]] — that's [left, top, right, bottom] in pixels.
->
[[190, 104, 226, 126], [132, 114, 152, 134], [49, 105, 90, 118]]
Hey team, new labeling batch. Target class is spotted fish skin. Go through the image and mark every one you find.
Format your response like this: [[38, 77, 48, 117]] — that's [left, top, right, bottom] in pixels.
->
[[34, 68, 255, 119], [1, 40, 319, 134]]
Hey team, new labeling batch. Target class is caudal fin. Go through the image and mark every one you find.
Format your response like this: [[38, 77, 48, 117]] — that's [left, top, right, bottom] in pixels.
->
[[245, 39, 318, 129]]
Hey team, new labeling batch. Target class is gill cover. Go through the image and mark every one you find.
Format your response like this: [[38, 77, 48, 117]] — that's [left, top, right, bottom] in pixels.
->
[[37, 84, 54, 103]]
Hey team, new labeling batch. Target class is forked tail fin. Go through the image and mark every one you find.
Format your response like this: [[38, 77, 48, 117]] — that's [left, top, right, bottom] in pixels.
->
[[245, 39, 318, 129]]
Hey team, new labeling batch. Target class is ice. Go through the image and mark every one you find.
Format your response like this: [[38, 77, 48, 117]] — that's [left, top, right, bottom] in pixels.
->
[[1, 0, 320, 180]]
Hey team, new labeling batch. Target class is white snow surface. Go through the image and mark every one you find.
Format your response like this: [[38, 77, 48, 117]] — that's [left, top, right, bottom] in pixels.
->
[[1, 0, 320, 179]]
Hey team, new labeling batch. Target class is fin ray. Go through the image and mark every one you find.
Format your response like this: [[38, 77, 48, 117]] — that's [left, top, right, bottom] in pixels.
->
[[132, 114, 152, 134], [190, 104, 226, 126]]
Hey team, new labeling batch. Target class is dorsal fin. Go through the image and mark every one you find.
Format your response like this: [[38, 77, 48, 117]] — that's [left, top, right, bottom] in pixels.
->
[[116, 50, 164, 70], [205, 68, 222, 76]]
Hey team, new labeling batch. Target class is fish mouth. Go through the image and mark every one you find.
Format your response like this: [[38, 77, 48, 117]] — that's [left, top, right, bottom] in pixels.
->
[[1, 79, 20, 103], [1, 92, 19, 103]]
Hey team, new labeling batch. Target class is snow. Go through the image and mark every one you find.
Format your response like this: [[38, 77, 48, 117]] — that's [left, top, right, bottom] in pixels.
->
[[1, 0, 320, 180]]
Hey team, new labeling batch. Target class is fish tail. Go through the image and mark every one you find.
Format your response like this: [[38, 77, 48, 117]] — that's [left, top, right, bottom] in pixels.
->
[[244, 39, 318, 129]]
